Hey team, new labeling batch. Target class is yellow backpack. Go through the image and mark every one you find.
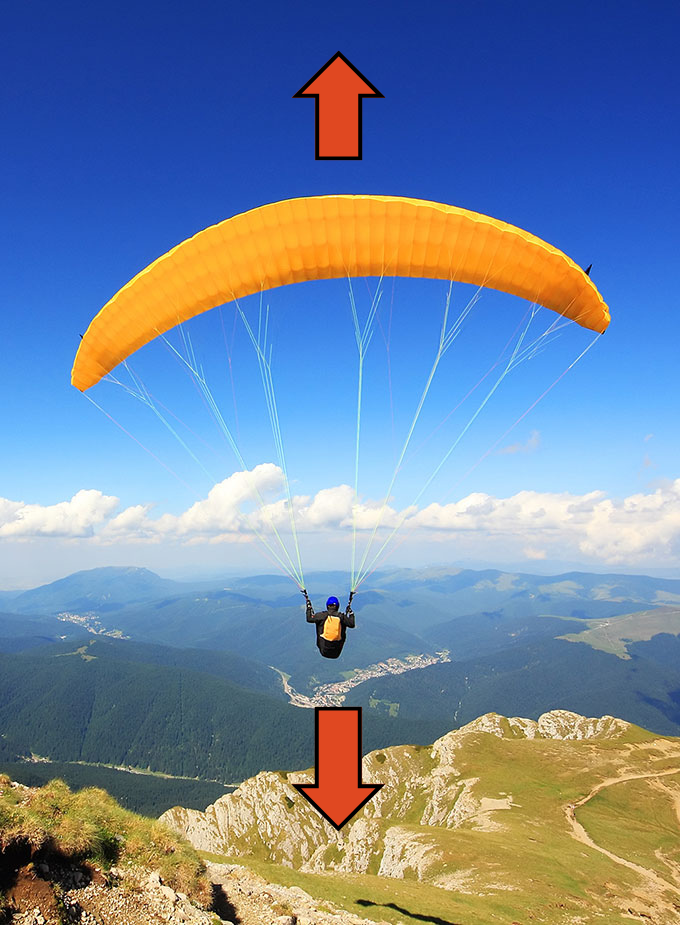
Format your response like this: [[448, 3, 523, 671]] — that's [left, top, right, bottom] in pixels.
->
[[321, 614, 342, 641]]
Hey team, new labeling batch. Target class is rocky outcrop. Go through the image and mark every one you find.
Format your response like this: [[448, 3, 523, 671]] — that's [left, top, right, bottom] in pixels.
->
[[163, 768, 338, 862], [460, 708, 631, 741], [5, 862, 215, 925]]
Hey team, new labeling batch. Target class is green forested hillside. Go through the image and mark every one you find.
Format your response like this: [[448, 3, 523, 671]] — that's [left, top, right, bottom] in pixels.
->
[[0, 648, 312, 781], [366, 566, 680, 626], [0, 634, 64, 653], [0, 646, 445, 783], [631, 631, 680, 669], [4, 566, 680, 777], [0, 759, 232, 816], [346, 635, 680, 736], [373, 565, 680, 603], [38, 636, 287, 699], [422, 610, 578, 659], [9, 564, 680, 639], [0, 610, 82, 641]]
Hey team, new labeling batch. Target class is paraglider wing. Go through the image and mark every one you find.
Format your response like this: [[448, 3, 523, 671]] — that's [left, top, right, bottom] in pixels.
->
[[71, 195, 610, 391]]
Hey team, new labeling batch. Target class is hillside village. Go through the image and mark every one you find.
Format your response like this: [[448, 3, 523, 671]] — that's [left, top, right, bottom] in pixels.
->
[[56, 611, 127, 639], [273, 651, 451, 707]]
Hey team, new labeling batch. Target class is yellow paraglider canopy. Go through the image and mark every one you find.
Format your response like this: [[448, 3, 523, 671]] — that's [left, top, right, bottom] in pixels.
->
[[72, 194, 609, 391]]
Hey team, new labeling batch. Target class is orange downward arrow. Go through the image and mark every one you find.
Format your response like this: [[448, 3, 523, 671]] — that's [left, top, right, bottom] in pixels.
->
[[293, 707, 383, 829]]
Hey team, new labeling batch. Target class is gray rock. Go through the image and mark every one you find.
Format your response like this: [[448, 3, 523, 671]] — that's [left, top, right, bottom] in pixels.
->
[[159, 883, 178, 903]]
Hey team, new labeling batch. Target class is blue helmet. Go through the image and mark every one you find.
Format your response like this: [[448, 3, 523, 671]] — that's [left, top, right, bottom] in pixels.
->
[[326, 596, 340, 609]]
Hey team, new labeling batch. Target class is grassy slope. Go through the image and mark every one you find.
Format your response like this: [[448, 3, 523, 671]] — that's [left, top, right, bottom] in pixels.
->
[[202, 853, 544, 925], [558, 607, 680, 657], [577, 773, 680, 880], [0, 776, 211, 907]]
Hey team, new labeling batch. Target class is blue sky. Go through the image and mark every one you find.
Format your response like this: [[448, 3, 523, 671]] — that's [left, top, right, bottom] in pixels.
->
[[2, 0, 679, 588]]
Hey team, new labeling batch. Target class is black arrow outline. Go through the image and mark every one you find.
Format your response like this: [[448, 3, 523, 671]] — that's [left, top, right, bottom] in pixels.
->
[[293, 51, 384, 160], [292, 706, 383, 830]]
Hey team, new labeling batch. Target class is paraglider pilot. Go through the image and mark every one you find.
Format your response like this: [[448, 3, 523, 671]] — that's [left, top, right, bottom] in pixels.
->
[[302, 590, 355, 659]]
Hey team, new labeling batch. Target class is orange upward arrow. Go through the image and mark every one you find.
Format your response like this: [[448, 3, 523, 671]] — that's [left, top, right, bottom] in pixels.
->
[[293, 707, 383, 829], [294, 52, 383, 159]]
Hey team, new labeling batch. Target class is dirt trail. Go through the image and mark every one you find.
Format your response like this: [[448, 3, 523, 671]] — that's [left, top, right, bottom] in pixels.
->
[[564, 766, 680, 921]]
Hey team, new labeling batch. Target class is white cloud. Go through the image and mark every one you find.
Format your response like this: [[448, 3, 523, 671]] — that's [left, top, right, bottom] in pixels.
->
[[578, 482, 680, 563], [101, 504, 156, 539], [301, 484, 355, 528], [291, 485, 405, 531], [138, 463, 284, 539], [408, 482, 680, 565], [0, 489, 118, 538], [4, 470, 680, 568], [253, 484, 406, 533]]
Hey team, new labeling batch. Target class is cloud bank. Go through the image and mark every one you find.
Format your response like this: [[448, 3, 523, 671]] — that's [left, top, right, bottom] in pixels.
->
[[2, 466, 680, 567], [0, 490, 119, 538]]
